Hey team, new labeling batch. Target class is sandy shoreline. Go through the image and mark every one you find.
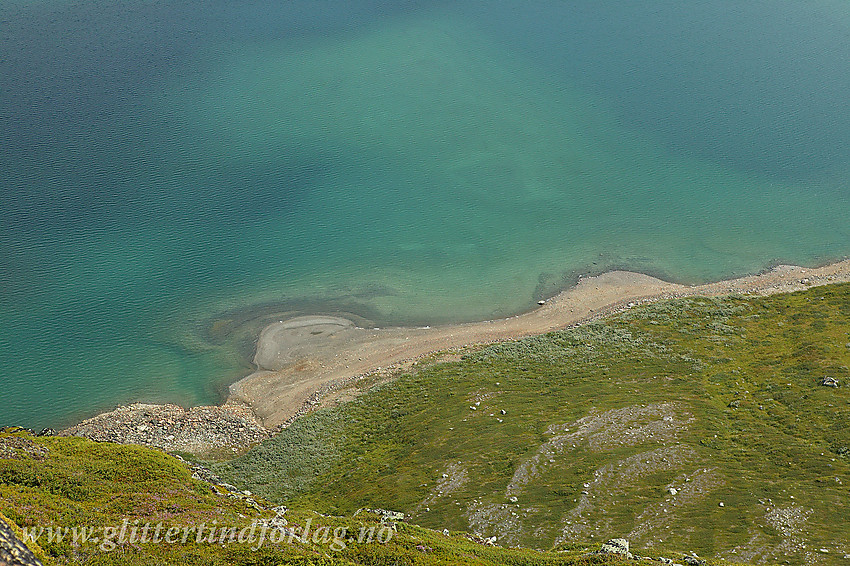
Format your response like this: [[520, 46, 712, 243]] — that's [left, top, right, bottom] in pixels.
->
[[65, 259, 850, 453], [230, 259, 850, 430]]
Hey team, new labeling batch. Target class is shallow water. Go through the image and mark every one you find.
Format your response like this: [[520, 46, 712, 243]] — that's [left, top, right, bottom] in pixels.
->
[[2, 0, 850, 429]]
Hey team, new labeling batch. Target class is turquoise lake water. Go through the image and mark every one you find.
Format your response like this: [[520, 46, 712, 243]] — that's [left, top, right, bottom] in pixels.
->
[[3, 1, 850, 429]]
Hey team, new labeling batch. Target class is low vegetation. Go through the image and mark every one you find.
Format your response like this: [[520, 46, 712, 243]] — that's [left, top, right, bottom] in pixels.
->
[[5, 284, 849, 564], [215, 284, 850, 565], [0, 430, 680, 565]]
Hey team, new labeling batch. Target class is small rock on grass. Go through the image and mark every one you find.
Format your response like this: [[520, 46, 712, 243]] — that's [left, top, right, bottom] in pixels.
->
[[596, 538, 632, 559]]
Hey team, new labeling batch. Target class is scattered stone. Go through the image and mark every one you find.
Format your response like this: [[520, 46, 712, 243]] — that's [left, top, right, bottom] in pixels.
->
[[500, 409, 507, 415], [268, 508, 287, 528], [62, 402, 271, 455], [0, 435, 49, 461], [353, 508, 405, 524], [508, 496, 518, 503], [728, 400, 740, 409], [537, 300, 546, 305], [684, 556, 705, 565], [375, 509, 405, 523], [598, 538, 630, 556], [822, 376, 839, 388], [668, 487, 678, 496], [718, 502, 725, 507], [172, 454, 266, 511]]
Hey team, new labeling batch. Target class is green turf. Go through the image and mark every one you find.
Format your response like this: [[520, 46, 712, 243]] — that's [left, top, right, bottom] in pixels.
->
[[2, 430, 696, 565], [215, 284, 850, 565], [6, 284, 848, 565]]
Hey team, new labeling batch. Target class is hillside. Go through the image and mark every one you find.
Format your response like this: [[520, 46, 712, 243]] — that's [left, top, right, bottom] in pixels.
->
[[212, 284, 850, 565], [3, 284, 849, 565], [0, 429, 697, 566]]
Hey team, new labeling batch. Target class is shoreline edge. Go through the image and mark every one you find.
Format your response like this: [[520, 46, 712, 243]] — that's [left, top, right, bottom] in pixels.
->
[[64, 259, 850, 455]]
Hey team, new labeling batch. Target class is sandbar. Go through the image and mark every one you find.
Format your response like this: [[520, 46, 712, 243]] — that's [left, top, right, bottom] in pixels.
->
[[229, 260, 850, 429]]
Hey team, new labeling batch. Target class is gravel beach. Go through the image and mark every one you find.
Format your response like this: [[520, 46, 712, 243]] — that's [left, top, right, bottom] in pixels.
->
[[65, 260, 850, 454]]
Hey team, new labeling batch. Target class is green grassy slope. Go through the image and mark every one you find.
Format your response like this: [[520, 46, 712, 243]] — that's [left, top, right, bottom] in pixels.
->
[[216, 284, 850, 565], [1, 429, 735, 565]]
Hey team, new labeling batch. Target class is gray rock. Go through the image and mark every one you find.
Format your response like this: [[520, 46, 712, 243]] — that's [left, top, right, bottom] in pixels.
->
[[822, 376, 839, 388], [684, 556, 705, 565], [370, 508, 405, 523], [599, 538, 629, 555], [0, 516, 44, 566]]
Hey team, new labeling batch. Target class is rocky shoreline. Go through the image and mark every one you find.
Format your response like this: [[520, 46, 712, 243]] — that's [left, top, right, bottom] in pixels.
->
[[59, 260, 850, 456], [61, 402, 270, 456]]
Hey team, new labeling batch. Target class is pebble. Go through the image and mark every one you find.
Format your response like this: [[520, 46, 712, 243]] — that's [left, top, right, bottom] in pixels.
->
[[62, 402, 271, 455]]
